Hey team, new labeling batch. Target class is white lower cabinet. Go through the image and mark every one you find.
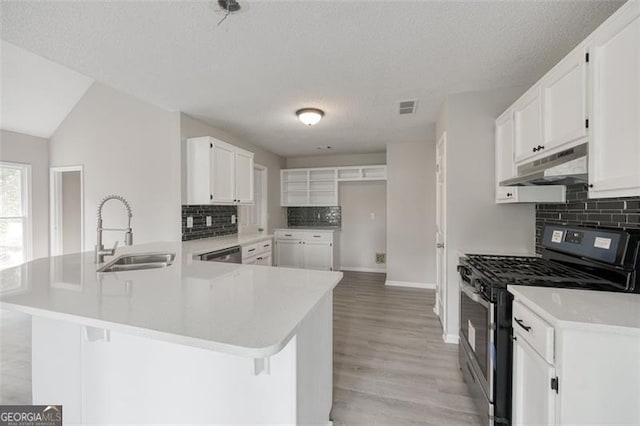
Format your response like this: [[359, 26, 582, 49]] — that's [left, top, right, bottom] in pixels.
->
[[512, 334, 556, 426], [509, 289, 640, 426], [274, 230, 337, 271], [241, 238, 272, 265]]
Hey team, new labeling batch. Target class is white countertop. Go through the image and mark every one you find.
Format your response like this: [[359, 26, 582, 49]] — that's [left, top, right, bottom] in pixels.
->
[[508, 285, 640, 336], [0, 242, 342, 357], [182, 232, 273, 257], [274, 228, 339, 232]]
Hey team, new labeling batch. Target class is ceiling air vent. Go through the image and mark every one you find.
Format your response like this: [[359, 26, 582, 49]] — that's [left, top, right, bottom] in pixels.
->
[[399, 100, 417, 115]]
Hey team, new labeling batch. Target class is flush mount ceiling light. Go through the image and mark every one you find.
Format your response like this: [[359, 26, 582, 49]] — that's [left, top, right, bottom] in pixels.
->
[[296, 108, 324, 126]]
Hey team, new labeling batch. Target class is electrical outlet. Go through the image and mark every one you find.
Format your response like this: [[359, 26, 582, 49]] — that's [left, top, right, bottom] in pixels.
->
[[231, 214, 236, 224], [206, 216, 212, 227], [186, 216, 193, 229], [376, 253, 386, 264]]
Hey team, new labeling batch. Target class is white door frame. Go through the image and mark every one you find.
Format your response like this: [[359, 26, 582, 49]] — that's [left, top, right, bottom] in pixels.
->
[[435, 132, 447, 334], [50, 165, 84, 256]]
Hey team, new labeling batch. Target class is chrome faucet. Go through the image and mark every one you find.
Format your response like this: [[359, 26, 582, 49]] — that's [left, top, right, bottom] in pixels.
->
[[95, 195, 133, 263]]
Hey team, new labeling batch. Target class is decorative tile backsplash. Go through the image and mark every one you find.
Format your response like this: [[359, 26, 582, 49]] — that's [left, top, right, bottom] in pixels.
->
[[535, 184, 640, 252], [287, 207, 341, 228], [181, 205, 237, 241]]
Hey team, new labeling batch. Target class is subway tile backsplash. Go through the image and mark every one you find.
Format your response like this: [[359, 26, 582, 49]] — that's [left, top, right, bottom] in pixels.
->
[[182, 205, 237, 241], [287, 207, 341, 228], [535, 184, 640, 252]]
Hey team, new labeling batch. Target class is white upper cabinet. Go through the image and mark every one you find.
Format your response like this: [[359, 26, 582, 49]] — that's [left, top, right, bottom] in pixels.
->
[[541, 46, 588, 151], [212, 140, 236, 203], [496, 110, 516, 202], [498, 1, 640, 200], [588, 2, 640, 198], [186, 137, 255, 205], [513, 86, 543, 163], [495, 110, 566, 204], [234, 149, 255, 203]]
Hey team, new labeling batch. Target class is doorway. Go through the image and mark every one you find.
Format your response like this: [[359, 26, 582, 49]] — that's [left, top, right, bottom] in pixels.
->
[[50, 166, 84, 255]]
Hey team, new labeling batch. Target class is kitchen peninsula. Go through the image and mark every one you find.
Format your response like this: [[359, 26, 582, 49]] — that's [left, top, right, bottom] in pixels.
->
[[0, 243, 342, 425]]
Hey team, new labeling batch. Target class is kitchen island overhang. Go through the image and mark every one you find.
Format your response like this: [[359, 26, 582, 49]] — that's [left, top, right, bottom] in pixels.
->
[[0, 244, 342, 425]]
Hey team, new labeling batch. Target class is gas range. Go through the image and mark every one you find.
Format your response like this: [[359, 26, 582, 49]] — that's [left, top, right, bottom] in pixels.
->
[[457, 224, 640, 426]]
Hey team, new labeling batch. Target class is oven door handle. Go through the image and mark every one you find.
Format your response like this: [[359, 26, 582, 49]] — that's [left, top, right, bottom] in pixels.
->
[[460, 281, 490, 308]]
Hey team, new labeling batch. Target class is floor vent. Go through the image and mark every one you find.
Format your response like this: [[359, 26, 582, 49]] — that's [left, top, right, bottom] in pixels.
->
[[399, 100, 417, 115]]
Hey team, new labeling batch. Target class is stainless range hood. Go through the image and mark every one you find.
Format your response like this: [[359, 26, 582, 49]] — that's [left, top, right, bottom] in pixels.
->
[[500, 143, 588, 187]]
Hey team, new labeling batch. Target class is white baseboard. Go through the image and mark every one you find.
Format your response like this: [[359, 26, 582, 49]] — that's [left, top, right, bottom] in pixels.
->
[[385, 280, 436, 290], [443, 333, 459, 344], [340, 266, 387, 273]]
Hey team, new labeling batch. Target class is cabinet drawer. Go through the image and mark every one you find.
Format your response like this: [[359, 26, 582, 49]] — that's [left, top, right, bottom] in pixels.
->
[[303, 232, 332, 242], [257, 239, 272, 255], [241, 243, 258, 259], [274, 231, 305, 240], [512, 301, 554, 364]]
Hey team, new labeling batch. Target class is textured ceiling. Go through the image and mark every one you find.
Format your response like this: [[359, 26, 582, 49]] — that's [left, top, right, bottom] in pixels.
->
[[0, 0, 623, 156], [1, 41, 93, 138]]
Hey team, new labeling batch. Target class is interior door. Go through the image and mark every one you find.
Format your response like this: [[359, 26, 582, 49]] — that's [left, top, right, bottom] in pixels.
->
[[211, 141, 236, 203], [303, 241, 332, 271], [435, 133, 447, 322], [275, 240, 303, 268], [235, 149, 254, 204]]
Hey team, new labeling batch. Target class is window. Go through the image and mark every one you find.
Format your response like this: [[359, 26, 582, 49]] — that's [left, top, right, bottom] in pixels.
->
[[239, 165, 267, 234], [0, 162, 31, 270]]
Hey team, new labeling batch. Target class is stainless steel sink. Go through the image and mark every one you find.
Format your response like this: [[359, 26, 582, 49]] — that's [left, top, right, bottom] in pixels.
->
[[97, 252, 176, 273]]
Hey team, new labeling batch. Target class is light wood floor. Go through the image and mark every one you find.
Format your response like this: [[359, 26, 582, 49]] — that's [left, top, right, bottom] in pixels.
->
[[331, 271, 482, 426], [1, 271, 483, 425]]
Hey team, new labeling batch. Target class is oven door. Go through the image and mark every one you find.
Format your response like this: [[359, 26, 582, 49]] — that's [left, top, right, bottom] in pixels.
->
[[459, 280, 495, 424]]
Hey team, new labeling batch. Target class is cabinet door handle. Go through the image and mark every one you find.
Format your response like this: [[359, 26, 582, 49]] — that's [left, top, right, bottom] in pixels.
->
[[256, 257, 263, 260], [284, 234, 292, 237], [313, 235, 321, 238], [514, 317, 531, 332], [507, 192, 512, 197], [532, 147, 538, 153], [248, 248, 255, 252]]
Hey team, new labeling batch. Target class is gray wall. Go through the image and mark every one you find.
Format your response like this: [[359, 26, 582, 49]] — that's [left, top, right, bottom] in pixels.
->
[[180, 113, 287, 232], [386, 141, 436, 284], [50, 82, 182, 248], [286, 152, 386, 168], [437, 86, 535, 338], [0, 129, 50, 259], [61, 170, 82, 254], [339, 181, 387, 272]]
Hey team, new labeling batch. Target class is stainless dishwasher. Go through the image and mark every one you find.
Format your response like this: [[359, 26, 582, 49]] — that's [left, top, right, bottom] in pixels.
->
[[198, 246, 242, 263]]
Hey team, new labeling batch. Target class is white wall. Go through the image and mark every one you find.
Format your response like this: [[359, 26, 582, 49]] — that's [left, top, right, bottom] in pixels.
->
[[50, 82, 182, 249], [338, 181, 387, 272], [286, 152, 385, 169], [386, 141, 436, 286], [0, 129, 49, 259], [61, 170, 82, 254], [180, 113, 287, 232], [437, 86, 535, 340]]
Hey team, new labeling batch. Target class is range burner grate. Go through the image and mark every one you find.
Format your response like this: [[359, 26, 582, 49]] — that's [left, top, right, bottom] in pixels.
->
[[464, 254, 614, 286]]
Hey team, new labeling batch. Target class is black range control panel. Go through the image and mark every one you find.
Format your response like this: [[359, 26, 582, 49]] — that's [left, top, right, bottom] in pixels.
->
[[542, 225, 623, 265]]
